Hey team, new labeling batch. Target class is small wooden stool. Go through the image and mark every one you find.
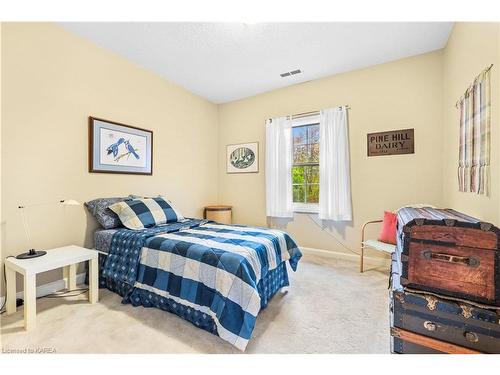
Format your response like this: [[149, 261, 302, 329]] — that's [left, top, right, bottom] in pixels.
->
[[204, 205, 232, 224]]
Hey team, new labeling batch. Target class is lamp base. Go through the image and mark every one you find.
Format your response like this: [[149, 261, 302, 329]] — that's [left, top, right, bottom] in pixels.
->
[[16, 249, 47, 259]]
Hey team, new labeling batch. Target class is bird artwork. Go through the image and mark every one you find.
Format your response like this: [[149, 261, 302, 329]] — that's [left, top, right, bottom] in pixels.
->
[[124, 140, 140, 159], [92, 119, 151, 174], [230, 147, 255, 169], [106, 137, 125, 157], [112, 139, 140, 162]]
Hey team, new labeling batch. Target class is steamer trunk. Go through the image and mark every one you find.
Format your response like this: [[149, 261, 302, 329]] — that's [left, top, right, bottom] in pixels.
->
[[396, 207, 500, 306], [390, 290, 500, 354]]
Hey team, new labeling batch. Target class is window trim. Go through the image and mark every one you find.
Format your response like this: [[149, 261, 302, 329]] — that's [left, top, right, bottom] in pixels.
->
[[292, 114, 320, 127], [292, 202, 319, 214], [291, 114, 320, 213]]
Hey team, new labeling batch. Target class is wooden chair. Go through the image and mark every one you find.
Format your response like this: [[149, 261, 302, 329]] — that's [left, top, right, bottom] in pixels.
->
[[360, 220, 396, 273]]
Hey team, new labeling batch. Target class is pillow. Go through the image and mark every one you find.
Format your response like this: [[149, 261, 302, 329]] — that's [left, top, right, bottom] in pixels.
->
[[109, 197, 184, 230], [378, 211, 397, 245], [84, 197, 131, 229], [129, 194, 170, 202]]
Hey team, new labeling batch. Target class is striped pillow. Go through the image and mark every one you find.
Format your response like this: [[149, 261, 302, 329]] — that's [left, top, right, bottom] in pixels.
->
[[109, 198, 184, 230]]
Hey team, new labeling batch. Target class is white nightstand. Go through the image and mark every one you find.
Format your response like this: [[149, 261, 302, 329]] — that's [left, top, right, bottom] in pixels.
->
[[5, 245, 99, 330]]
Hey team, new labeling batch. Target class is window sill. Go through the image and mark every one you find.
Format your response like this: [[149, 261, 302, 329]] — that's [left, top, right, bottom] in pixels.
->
[[293, 203, 319, 214]]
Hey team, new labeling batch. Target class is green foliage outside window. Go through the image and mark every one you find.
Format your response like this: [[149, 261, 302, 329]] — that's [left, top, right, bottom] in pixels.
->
[[292, 123, 320, 204]]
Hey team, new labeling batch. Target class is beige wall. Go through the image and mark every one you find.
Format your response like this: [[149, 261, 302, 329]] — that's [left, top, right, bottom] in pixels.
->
[[442, 23, 500, 225], [217, 51, 445, 255], [1, 23, 219, 290]]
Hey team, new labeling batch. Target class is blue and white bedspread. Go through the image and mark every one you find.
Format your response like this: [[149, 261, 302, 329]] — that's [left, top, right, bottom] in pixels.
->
[[102, 220, 302, 351]]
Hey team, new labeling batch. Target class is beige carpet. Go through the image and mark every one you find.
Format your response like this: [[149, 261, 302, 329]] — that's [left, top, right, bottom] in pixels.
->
[[1, 253, 390, 354]]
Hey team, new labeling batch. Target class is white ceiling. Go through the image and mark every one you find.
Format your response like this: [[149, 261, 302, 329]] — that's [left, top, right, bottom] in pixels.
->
[[60, 22, 453, 104]]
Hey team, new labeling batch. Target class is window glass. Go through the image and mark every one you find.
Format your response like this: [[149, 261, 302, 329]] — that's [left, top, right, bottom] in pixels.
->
[[292, 123, 319, 205]]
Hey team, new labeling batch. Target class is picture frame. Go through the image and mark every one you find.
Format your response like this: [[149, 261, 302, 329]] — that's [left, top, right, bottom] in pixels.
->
[[226, 142, 259, 174], [88, 116, 153, 175]]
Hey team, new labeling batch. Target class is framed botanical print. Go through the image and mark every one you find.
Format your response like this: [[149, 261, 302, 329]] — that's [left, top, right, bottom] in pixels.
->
[[89, 116, 153, 175], [226, 142, 259, 173]]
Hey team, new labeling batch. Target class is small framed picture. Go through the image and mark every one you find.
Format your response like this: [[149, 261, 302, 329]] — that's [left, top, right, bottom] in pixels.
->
[[226, 142, 259, 174], [89, 116, 153, 175]]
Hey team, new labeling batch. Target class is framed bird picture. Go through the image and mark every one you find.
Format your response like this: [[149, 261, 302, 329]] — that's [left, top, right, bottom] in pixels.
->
[[88, 117, 153, 175], [226, 142, 259, 173]]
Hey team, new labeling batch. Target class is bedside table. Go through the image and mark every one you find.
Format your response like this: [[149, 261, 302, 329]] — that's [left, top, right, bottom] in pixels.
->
[[204, 205, 232, 224], [5, 245, 99, 330]]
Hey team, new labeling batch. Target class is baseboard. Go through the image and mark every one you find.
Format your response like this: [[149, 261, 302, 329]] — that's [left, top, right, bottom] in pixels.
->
[[0, 273, 87, 308], [300, 246, 390, 267]]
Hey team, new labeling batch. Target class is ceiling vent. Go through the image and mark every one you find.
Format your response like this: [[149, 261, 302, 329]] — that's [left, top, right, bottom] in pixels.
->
[[280, 69, 302, 78]]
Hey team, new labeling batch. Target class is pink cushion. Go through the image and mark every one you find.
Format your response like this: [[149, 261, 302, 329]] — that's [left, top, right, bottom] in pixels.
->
[[378, 211, 397, 245]]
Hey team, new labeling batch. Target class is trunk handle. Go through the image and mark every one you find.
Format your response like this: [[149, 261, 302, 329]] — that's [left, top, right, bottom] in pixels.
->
[[422, 251, 480, 268]]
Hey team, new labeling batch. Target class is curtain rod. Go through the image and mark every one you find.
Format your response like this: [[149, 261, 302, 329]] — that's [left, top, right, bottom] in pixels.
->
[[455, 64, 493, 108]]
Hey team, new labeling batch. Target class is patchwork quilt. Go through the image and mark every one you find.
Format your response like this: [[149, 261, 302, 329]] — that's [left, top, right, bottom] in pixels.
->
[[102, 220, 302, 351]]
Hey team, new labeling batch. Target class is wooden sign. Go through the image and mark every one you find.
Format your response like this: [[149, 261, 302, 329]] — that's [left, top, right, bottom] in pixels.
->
[[367, 128, 414, 157]]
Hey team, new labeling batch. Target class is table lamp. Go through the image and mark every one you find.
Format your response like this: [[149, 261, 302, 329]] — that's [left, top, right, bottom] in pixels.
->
[[17, 199, 81, 259]]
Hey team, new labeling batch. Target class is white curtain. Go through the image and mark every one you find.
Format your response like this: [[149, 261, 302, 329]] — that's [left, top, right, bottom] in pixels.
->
[[319, 107, 352, 221], [265, 116, 293, 218]]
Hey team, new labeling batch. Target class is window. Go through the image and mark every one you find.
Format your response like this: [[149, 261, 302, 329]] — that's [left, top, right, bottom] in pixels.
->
[[292, 116, 320, 212]]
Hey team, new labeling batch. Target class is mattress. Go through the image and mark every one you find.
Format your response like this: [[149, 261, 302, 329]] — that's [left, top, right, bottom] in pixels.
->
[[94, 228, 120, 253]]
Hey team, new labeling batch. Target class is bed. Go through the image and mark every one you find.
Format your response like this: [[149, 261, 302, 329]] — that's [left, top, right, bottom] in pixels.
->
[[94, 218, 302, 350], [94, 228, 119, 253]]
